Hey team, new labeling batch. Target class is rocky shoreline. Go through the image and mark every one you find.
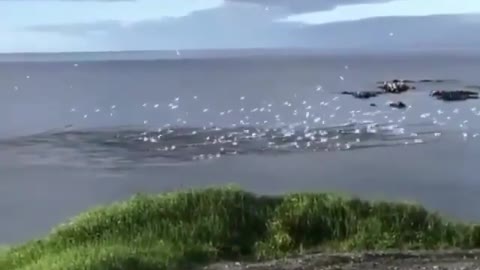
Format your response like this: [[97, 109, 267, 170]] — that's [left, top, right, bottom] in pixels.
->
[[205, 250, 480, 270]]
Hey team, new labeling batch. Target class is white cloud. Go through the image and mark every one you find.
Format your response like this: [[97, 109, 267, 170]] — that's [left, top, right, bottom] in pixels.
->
[[2, 0, 480, 52], [25, 3, 301, 51], [284, 0, 480, 25], [226, 0, 397, 13], [0, 30, 95, 52]]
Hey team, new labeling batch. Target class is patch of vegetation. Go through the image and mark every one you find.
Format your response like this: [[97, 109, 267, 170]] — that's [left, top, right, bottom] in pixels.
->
[[2, 186, 479, 270], [0, 246, 8, 256]]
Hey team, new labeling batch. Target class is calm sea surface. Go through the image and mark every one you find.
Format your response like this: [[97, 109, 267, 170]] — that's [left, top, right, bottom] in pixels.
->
[[1, 51, 480, 243]]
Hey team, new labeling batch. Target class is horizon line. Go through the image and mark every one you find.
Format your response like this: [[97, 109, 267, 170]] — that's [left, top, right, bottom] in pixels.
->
[[3, 46, 480, 55]]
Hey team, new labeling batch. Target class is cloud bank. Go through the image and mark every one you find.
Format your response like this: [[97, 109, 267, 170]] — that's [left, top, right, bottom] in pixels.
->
[[226, 0, 399, 13], [2, 0, 480, 52]]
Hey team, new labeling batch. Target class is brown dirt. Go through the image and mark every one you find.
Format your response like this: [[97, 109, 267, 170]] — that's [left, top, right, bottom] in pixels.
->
[[204, 250, 480, 270]]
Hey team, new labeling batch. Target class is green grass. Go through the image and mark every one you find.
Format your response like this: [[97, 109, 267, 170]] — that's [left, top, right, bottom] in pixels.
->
[[1, 185, 479, 270], [0, 246, 7, 257]]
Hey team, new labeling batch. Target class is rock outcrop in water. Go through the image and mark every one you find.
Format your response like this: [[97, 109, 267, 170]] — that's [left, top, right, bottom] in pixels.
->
[[341, 91, 383, 99], [430, 90, 479, 101], [389, 101, 407, 109], [378, 80, 415, 93], [342, 80, 417, 101], [344, 79, 480, 104]]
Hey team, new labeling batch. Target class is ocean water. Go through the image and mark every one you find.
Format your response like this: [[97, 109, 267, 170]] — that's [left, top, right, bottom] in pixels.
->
[[1, 52, 480, 243]]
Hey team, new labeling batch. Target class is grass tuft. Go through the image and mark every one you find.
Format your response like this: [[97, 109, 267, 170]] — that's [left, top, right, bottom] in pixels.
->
[[1, 186, 479, 270]]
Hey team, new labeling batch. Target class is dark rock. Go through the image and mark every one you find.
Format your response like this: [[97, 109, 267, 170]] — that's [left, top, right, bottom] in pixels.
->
[[430, 90, 479, 101], [378, 81, 414, 93], [341, 91, 383, 99], [370, 103, 377, 107], [389, 101, 407, 109]]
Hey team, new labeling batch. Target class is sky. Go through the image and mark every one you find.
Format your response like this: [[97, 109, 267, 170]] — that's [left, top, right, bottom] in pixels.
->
[[1, 0, 480, 53]]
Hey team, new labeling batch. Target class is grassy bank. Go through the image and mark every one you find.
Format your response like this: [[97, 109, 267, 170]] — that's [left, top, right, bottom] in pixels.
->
[[0, 246, 7, 258], [1, 186, 479, 270]]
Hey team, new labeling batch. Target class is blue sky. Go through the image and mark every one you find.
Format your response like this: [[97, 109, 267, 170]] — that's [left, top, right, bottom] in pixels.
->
[[1, 0, 480, 52], [1, 0, 222, 27]]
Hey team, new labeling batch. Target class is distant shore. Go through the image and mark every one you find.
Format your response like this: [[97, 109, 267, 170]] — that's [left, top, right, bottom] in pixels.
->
[[2, 186, 479, 270]]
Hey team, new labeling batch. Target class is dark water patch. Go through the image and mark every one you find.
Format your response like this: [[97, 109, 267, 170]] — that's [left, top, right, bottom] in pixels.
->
[[465, 85, 480, 90], [417, 79, 459, 83], [0, 122, 440, 169], [375, 79, 459, 84]]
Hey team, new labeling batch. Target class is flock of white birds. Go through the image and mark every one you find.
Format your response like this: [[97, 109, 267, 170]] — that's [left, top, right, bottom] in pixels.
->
[[8, 62, 480, 164]]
